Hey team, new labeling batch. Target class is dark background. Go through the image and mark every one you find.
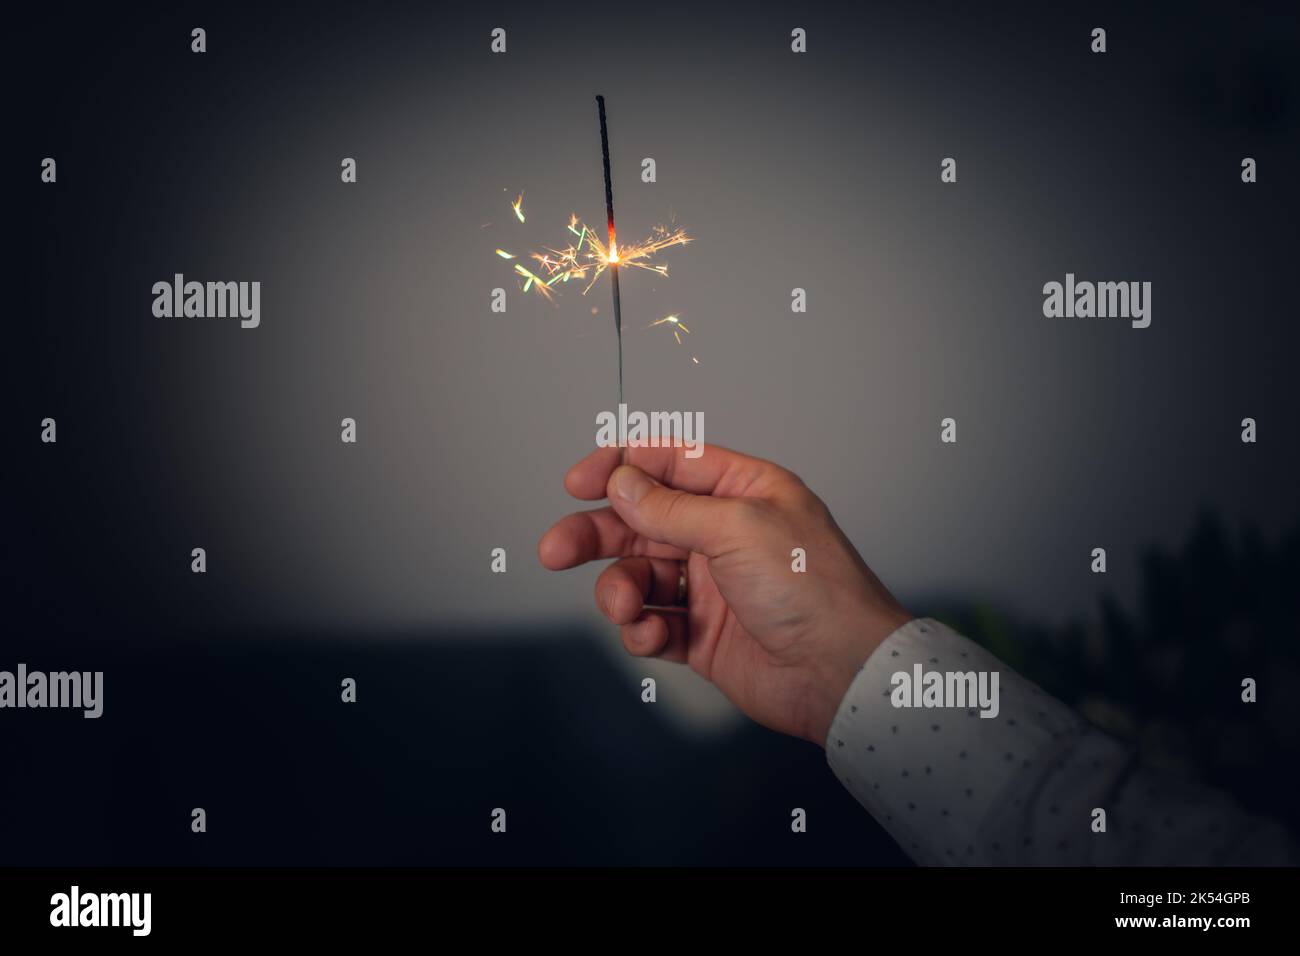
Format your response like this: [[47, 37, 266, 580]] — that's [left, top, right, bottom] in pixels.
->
[[5, 1, 1298, 864]]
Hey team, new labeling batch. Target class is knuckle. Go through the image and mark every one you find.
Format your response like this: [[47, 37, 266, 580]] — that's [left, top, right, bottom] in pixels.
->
[[730, 497, 772, 530], [781, 481, 829, 520], [620, 626, 646, 656], [657, 488, 695, 527]]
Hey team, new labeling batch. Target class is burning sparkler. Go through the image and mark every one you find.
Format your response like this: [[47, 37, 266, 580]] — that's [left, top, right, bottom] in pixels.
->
[[493, 209, 690, 303], [516, 216, 690, 301], [595, 94, 624, 415], [491, 98, 696, 420]]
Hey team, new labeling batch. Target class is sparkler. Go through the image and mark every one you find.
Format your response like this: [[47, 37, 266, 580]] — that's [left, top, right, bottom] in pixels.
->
[[493, 211, 689, 301], [491, 100, 696, 439], [595, 94, 624, 418], [525, 217, 690, 298]]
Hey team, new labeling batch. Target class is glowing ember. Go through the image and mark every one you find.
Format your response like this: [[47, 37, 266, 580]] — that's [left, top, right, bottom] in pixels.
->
[[650, 313, 691, 345]]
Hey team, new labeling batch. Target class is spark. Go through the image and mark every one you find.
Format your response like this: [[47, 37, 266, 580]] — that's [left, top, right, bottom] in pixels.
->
[[512, 262, 549, 296], [649, 313, 691, 345], [518, 219, 691, 299], [492, 193, 692, 327]]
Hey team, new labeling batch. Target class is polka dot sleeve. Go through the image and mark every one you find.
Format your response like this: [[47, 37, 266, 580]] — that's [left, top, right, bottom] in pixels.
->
[[825, 618, 1295, 866]]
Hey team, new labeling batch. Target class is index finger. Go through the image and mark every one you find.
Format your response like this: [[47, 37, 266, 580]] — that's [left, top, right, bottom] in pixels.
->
[[562, 442, 787, 501]]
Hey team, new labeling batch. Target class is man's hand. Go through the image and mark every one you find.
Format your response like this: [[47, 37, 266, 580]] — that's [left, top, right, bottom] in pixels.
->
[[538, 444, 912, 747]]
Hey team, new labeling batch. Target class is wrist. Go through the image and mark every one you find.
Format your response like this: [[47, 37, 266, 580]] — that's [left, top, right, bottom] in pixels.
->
[[804, 602, 913, 748]]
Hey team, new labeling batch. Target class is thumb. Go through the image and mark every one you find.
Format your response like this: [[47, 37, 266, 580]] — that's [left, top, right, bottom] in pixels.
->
[[607, 465, 749, 556]]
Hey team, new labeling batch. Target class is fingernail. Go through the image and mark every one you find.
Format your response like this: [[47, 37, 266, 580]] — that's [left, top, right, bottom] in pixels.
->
[[603, 587, 617, 618], [613, 466, 653, 504]]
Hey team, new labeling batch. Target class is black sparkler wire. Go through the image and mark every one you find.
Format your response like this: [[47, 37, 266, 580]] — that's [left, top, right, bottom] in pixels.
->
[[596, 95, 625, 460]]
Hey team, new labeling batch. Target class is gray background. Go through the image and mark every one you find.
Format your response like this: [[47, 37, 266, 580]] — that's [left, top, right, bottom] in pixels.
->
[[14, 2, 1300, 725], [8, 0, 1299, 867]]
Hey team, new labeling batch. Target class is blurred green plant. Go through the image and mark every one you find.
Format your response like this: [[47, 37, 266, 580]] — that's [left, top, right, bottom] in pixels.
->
[[924, 512, 1300, 832]]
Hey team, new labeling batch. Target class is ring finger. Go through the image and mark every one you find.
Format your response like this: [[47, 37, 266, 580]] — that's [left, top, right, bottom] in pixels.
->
[[594, 556, 685, 626]]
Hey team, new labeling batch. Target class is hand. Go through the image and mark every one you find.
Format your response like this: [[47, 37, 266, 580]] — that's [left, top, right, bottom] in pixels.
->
[[538, 443, 912, 747]]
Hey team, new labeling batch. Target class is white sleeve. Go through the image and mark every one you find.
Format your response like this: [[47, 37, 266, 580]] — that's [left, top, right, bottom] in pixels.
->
[[825, 617, 1294, 866]]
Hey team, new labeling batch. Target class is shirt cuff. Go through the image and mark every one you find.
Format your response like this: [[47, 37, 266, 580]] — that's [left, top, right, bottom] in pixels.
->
[[825, 616, 1086, 865]]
